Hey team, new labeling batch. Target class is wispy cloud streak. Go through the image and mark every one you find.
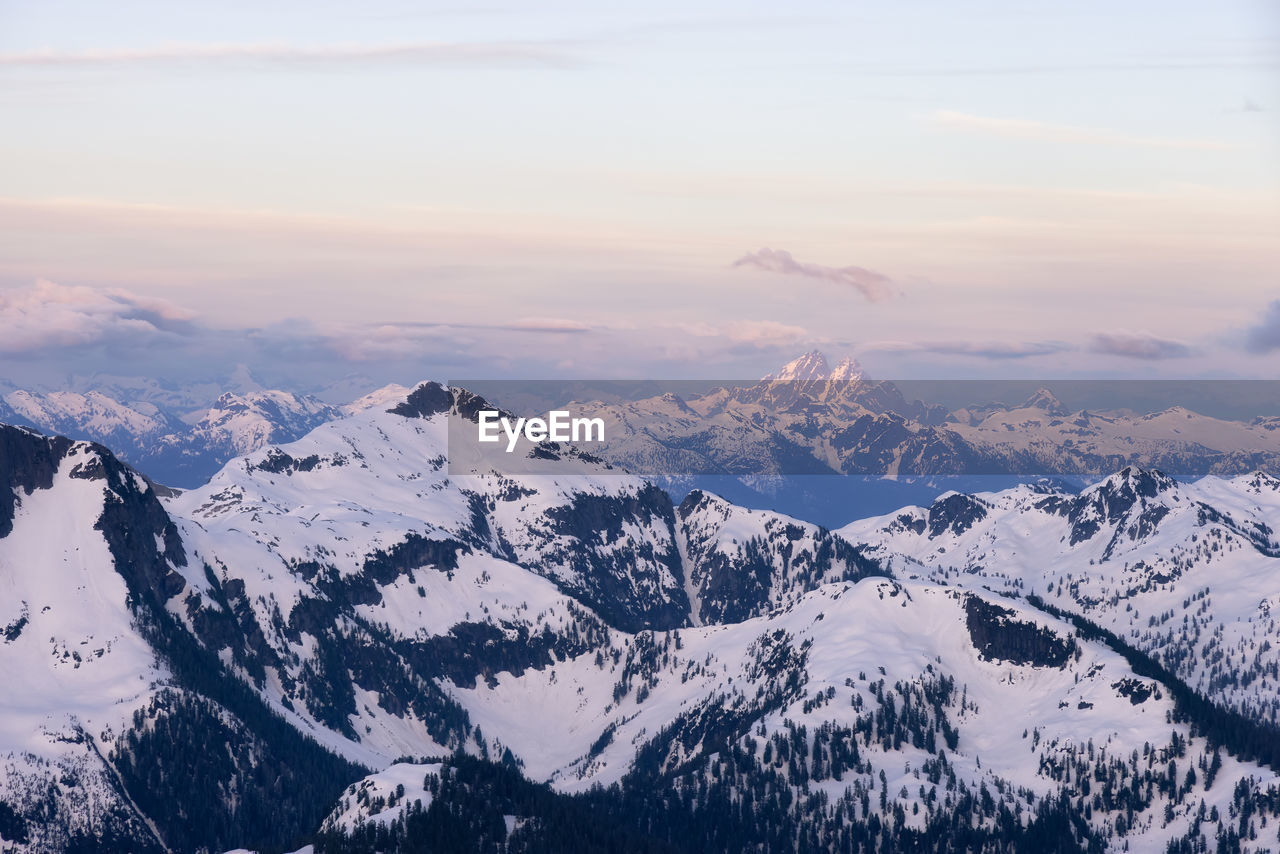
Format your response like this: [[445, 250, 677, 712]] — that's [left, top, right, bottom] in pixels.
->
[[863, 340, 1072, 360], [370, 318, 592, 333], [733, 248, 893, 302], [1091, 332, 1192, 359]]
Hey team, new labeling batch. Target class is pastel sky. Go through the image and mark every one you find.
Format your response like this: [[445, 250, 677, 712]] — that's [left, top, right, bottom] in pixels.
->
[[1, 0, 1278, 388]]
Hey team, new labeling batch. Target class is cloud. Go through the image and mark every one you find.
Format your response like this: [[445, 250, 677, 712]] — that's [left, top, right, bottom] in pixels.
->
[[0, 41, 578, 69], [1244, 301, 1280, 354], [367, 318, 592, 334], [658, 320, 822, 363], [724, 320, 810, 348], [0, 281, 599, 373], [930, 110, 1235, 151], [922, 341, 1071, 359], [320, 318, 592, 361], [504, 317, 591, 333], [0, 282, 819, 384], [864, 339, 1071, 360], [1090, 332, 1192, 360], [669, 319, 814, 353], [320, 324, 455, 362], [732, 248, 892, 301], [0, 279, 196, 354]]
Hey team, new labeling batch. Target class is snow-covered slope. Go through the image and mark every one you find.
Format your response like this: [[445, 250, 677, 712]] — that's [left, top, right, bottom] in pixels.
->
[[161, 383, 704, 764], [0, 425, 362, 853], [341, 383, 414, 416], [162, 388, 1280, 851], [305, 574, 1280, 852], [842, 467, 1280, 726], [8, 383, 1280, 853], [0, 427, 176, 851]]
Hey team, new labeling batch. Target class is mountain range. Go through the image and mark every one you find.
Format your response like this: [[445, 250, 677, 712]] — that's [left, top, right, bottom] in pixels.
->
[[10, 354, 1280, 496], [0, 385, 348, 488], [524, 352, 1280, 479], [3, 379, 1280, 852]]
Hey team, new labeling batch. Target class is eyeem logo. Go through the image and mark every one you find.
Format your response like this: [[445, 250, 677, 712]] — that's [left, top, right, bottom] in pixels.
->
[[477, 410, 605, 453]]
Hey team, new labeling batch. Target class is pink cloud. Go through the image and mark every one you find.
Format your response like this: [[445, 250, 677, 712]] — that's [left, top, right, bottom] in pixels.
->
[[733, 248, 893, 302], [0, 280, 196, 353]]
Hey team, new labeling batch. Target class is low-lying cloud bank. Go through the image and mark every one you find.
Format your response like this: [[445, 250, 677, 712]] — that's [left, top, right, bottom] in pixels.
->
[[0, 280, 1265, 391]]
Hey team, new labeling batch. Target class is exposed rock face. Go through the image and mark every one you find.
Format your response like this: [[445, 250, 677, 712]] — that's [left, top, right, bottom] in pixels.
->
[[0, 426, 74, 537], [677, 489, 887, 623], [964, 595, 1078, 667], [387, 381, 452, 419], [926, 492, 989, 539]]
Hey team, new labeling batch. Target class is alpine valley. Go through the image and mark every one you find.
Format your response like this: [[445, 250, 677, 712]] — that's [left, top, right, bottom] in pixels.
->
[[4, 362, 1280, 853]]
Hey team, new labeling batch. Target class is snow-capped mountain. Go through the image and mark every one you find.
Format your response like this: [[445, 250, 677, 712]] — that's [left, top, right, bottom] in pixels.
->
[[0, 425, 361, 852], [1, 387, 343, 488], [341, 383, 415, 416], [531, 352, 1280, 481], [842, 466, 1280, 728], [173, 389, 342, 467], [676, 489, 885, 623], [161, 386, 1280, 851], [0, 426, 177, 851], [4, 385, 1280, 852], [2, 389, 184, 451]]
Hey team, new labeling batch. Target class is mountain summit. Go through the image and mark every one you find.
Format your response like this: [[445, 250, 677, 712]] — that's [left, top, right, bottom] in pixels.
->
[[828, 355, 864, 384], [1022, 387, 1069, 416], [742, 351, 873, 412], [762, 350, 831, 384], [759, 351, 865, 388]]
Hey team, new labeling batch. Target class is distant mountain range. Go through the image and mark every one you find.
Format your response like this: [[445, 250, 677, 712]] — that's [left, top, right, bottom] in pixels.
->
[[0, 385, 346, 487], [4, 381, 1280, 851], [6, 353, 1279, 495], [535, 351, 1280, 479]]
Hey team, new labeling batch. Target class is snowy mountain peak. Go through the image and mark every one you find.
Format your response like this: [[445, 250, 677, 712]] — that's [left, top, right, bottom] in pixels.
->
[[827, 356, 864, 384], [657, 391, 696, 414], [190, 389, 340, 451], [738, 351, 849, 411], [925, 491, 990, 539], [204, 388, 329, 416], [1085, 465, 1178, 500], [676, 487, 730, 515], [1059, 466, 1182, 549], [385, 381, 453, 419], [211, 390, 247, 409], [1022, 386, 1068, 415], [1142, 405, 1193, 421], [1237, 470, 1280, 493], [343, 382, 414, 415], [763, 350, 830, 384]]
